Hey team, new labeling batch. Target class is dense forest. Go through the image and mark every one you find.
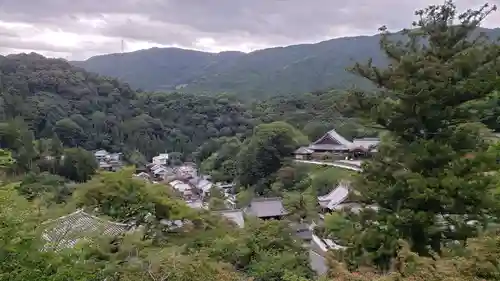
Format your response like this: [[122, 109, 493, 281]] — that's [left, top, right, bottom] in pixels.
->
[[73, 27, 500, 98], [0, 52, 377, 163], [1, 1, 500, 280]]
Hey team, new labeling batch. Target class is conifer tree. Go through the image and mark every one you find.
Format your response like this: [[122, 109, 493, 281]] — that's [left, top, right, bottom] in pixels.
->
[[338, 0, 500, 269]]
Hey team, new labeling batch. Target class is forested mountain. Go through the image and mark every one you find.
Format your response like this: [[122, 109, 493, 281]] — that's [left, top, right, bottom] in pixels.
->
[[0, 53, 256, 160], [73, 28, 500, 98], [0, 53, 372, 163]]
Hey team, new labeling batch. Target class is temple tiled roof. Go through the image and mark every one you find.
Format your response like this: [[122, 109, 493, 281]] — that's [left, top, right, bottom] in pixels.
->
[[42, 210, 131, 251], [247, 197, 287, 218]]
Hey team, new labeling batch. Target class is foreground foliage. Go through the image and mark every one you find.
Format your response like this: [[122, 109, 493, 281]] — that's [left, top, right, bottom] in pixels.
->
[[0, 170, 313, 281]]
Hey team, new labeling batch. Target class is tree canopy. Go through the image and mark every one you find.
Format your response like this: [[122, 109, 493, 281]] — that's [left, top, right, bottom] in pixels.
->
[[337, 0, 500, 269]]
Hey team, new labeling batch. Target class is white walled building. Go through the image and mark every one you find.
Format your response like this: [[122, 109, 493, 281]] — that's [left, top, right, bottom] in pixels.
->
[[152, 153, 169, 165]]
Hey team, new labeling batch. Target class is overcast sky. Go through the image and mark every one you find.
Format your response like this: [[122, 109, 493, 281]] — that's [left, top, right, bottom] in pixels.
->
[[0, 0, 498, 60]]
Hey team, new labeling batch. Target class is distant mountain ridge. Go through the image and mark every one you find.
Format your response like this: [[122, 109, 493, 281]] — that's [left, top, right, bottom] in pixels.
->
[[73, 28, 500, 98]]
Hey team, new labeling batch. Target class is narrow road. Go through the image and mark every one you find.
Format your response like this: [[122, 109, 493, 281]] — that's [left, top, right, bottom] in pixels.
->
[[294, 159, 362, 172]]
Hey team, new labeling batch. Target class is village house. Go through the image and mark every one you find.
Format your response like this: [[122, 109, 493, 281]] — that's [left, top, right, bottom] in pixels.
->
[[168, 180, 193, 199], [188, 177, 213, 197], [152, 153, 169, 165], [150, 164, 169, 178], [94, 150, 124, 171], [173, 164, 198, 180], [133, 172, 151, 182]]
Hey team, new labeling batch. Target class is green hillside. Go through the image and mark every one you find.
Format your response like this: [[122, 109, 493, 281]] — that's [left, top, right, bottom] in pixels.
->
[[73, 28, 500, 98]]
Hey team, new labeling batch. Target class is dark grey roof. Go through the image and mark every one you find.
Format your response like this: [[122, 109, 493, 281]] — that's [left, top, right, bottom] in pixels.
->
[[296, 228, 313, 240], [42, 210, 131, 251], [313, 129, 351, 146], [248, 197, 287, 218], [290, 222, 313, 240], [309, 144, 349, 151], [309, 250, 328, 275], [317, 182, 350, 210]]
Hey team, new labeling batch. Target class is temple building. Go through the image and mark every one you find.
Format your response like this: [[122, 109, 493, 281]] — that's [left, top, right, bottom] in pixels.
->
[[295, 129, 379, 160]]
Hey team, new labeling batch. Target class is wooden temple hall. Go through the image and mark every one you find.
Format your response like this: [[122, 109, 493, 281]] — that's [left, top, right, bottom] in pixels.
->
[[294, 129, 379, 160]]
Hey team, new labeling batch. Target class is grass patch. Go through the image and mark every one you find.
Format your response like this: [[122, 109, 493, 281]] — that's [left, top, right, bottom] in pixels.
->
[[293, 162, 355, 196], [294, 162, 354, 180]]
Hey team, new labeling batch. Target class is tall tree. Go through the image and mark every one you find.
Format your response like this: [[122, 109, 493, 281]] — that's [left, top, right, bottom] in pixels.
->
[[342, 0, 500, 268], [236, 121, 308, 193], [283, 190, 318, 223], [57, 148, 97, 182], [73, 168, 196, 228], [49, 134, 63, 159]]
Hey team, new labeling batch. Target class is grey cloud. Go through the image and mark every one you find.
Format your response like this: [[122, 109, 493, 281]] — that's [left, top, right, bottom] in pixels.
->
[[0, 0, 497, 59], [0, 34, 114, 54], [98, 0, 497, 49], [3, 0, 490, 34], [100, 18, 196, 47]]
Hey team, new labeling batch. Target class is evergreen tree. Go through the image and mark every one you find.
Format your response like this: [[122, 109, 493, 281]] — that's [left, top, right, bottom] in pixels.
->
[[340, 0, 500, 269], [49, 133, 63, 159]]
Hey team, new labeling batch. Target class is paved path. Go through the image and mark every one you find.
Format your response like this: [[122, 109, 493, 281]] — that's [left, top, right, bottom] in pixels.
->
[[294, 160, 362, 172]]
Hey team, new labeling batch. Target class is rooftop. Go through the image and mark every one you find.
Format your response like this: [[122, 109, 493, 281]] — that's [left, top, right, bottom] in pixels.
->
[[42, 210, 131, 251], [290, 222, 313, 240], [248, 197, 287, 218], [309, 250, 328, 275], [318, 183, 350, 210], [153, 153, 169, 159], [313, 129, 352, 147], [186, 200, 205, 209], [215, 209, 245, 228], [169, 180, 191, 192]]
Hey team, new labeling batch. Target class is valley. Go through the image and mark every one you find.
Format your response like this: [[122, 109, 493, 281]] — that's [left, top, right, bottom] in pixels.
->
[[0, 1, 500, 281]]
